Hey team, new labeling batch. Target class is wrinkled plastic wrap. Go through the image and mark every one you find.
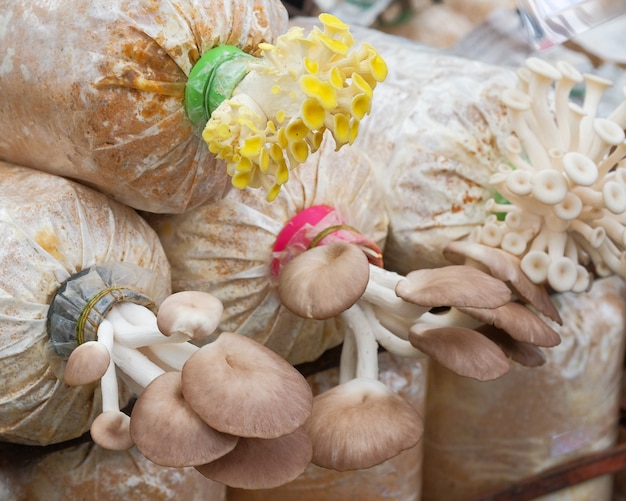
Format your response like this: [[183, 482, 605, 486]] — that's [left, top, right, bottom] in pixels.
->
[[47, 263, 160, 360], [227, 351, 428, 501], [0, 0, 288, 213], [306, 24, 516, 273], [0, 162, 171, 445], [421, 276, 626, 501], [0, 442, 226, 501], [148, 133, 389, 365]]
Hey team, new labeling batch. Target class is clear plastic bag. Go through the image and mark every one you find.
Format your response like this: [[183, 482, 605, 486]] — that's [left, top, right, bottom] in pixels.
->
[[0, 162, 171, 445], [0, 0, 288, 213]]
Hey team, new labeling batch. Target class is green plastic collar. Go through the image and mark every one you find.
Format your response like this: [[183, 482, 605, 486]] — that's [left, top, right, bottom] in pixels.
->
[[185, 45, 255, 130]]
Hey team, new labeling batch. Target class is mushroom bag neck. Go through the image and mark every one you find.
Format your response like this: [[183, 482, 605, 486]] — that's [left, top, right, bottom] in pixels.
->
[[0, 162, 171, 446], [148, 133, 388, 365], [47, 262, 161, 360], [271, 204, 383, 276]]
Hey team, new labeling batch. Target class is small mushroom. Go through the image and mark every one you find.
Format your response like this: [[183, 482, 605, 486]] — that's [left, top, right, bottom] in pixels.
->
[[90, 410, 134, 451], [277, 242, 370, 320], [89, 320, 134, 451], [304, 377, 423, 471], [395, 265, 512, 309], [63, 340, 110, 386], [195, 427, 313, 489], [130, 371, 238, 467], [181, 332, 313, 439], [156, 290, 224, 342], [409, 324, 510, 381]]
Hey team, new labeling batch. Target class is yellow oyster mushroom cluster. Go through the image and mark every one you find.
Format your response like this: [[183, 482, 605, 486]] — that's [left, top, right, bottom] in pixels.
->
[[474, 57, 626, 293], [202, 13, 388, 201]]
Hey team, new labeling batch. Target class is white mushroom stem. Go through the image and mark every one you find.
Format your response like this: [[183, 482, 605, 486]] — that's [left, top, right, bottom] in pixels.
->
[[97, 319, 121, 413], [578, 73, 613, 153], [361, 265, 430, 320], [554, 61, 583, 148], [340, 304, 379, 380], [339, 327, 357, 385], [361, 304, 422, 358], [147, 342, 199, 371], [112, 342, 165, 393], [106, 305, 189, 348]]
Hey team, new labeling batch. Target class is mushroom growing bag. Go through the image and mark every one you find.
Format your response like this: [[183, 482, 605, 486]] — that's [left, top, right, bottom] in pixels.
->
[[0, 163, 171, 446], [149, 134, 388, 365], [0, 0, 288, 213]]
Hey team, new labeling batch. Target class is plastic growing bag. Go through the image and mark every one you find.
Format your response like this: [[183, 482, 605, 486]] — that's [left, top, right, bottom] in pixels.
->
[[148, 133, 389, 365], [0, 162, 171, 445], [0, 0, 288, 213]]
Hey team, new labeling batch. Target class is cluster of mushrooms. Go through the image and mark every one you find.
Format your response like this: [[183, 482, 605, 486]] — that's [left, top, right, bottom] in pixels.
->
[[54, 272, 315, 489], [470, 57, 626, 293], [46, 35, 626, 492], [203, 13, 387, 201]]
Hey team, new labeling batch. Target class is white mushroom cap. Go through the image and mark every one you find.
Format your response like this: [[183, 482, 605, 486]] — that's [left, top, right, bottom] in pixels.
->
[[181, 332, 313, 438], [277, 242, 370, 319], [395, 265, 512, 309], [90, 410, 134, 451], [130, 371, 238, 467], [63, 340, 110, 386], [409, 324, 510, 381], [304, 377, 423, 471], [195, 427, 313, 489], [156, 291, 224, 341]]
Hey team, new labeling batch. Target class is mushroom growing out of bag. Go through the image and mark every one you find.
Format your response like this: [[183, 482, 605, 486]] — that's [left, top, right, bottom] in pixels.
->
[[0, 162, 170, 446], [0, 3, 386, 212], [0, 162, 313, 488], [148, 128, 561, 472], [460, 57, 626, 294]]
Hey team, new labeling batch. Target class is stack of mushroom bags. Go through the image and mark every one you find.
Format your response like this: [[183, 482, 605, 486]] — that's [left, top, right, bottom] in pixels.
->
[[0, 1, 440, 498], [0, 0, 328, 498], [0, 3, 621, 501]]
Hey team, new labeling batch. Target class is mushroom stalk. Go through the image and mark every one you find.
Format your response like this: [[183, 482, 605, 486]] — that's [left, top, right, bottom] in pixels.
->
[[340, 304, 379, 380], [112, 342, 166, 392], [97, 319, 121, 413], [106, 306, 189, 348], [147, 342, 199, 371]]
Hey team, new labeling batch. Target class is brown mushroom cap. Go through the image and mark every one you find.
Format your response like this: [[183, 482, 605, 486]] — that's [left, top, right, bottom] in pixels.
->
[[458, 302, 561, 347], [443, 240, 562, 324], [63, 341, 110, 386], [395, 265, 512, 309], [156, 291, 224, 341], [90, 411, 134, 451], [195, 427, 313, 489], [304, 377, 423, 471], [409, 324, 510, 381], [181, 332, 313, 439], [277, 242, 370, 320], [130, 371, 238, 467], [478, 324, 547, 367]]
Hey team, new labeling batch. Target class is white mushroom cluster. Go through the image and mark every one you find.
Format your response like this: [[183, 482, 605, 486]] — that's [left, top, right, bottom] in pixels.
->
[[473, 57, 626, 293]]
